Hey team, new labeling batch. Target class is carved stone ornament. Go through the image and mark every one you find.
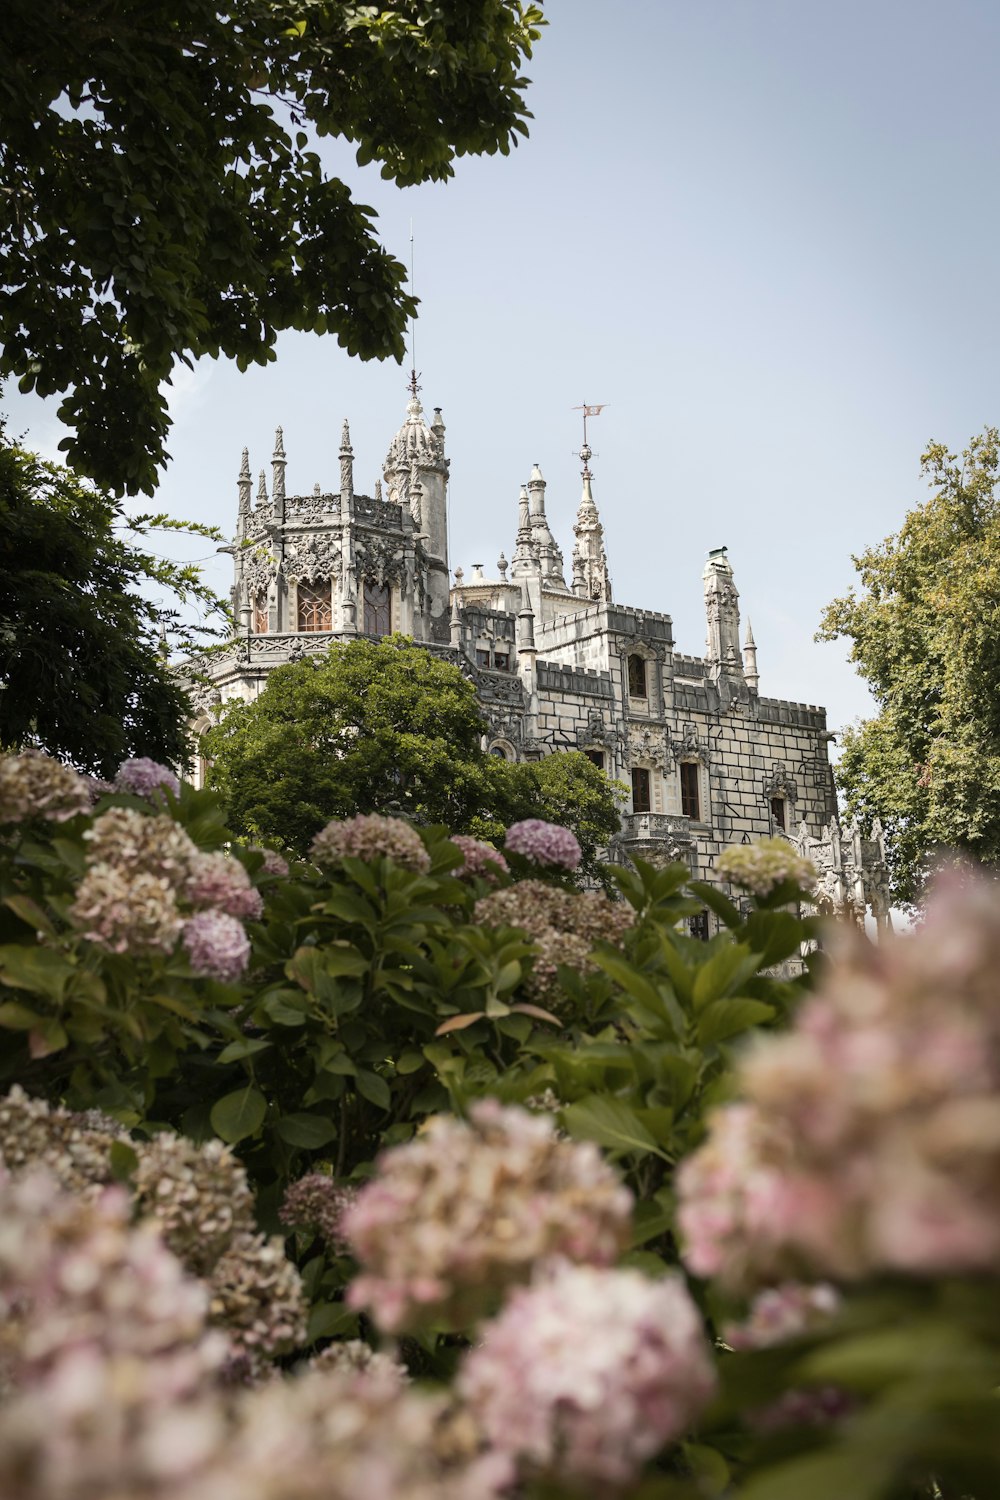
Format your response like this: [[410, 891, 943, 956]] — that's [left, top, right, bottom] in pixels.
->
[[353, 535, 408, 589], [286, 492, 341, 523], [629, 726, 672, 774], [241, 547, 278, 597], [284, 531, 342, 583], [617, 634, 666, 662], [672, 721, 708, 764], [762, 761, 798, 803]]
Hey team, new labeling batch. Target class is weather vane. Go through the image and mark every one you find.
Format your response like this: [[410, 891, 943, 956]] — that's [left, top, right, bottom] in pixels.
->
[[571, 403, 607, 475]]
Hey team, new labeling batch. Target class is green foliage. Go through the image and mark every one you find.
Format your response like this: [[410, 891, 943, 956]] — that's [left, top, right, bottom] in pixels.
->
[[819, 427, 1000, 904], [202, 636, 623, 868], [0, 0, 544, 495], [0, 416, 228, 774]]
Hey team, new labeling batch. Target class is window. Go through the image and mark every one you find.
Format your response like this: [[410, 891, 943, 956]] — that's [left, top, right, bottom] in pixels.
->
[[585, 749, 605, 771], [297, 581, 332, 632], [770, 795, 786, 831], [363, 579, 391, 636], [631, 766, 651, 813], [689, 911, 710, 942], [476, 648, 491, 668], [253, 596, 268, 634], [680, 761, 701, 821], [627, 654, 647, 697], [493, 650, 511, 671]]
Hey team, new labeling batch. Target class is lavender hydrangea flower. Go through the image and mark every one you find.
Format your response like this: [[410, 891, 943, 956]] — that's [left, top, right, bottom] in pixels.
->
[[183, 910, 251, 983], [504, 818, 581, 872], [280, 1174, 357, 1250], [114, 756, 180, 798], [459, 1261, 717, 1487]]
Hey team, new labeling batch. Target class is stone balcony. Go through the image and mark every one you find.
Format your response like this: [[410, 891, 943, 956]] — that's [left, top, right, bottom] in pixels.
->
[[616, 812, 694, 868]]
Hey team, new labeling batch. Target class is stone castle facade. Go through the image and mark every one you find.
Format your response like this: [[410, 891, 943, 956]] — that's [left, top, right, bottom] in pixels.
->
[[188, 385, 889, 928]]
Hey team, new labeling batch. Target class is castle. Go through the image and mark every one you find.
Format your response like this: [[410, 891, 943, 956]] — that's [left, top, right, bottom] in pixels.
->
[[188, 384, 890, 928]]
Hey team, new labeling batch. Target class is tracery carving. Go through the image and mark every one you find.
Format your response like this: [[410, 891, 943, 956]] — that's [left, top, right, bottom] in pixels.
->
[[241, 548, 278, 597], [762, 761, 798, 803]]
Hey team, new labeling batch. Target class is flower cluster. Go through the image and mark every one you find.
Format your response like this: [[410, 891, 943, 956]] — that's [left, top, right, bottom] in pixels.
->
[[503, 817, 581, 871], [253, 846, 289, 878], [67, 806, 261, 977], [448, 834, 508, 883], [133, 1135, 257, 1275], [186, 1363, 512, 1500], [280, 1173, 357, 1250], [0, 1084, 126, 1199], [0, 749, 90, 825], [459, 1261, 716, 1487], [343, 1099, 633, 1333], [715, 837, 816, 898], [679, 873, 1000, 1286], [0, 1169, 228, 1500], [474, 880, 634, 1001], [311, 813, 432, 874], [723, 1282, 841, 1351], [208, 1229, 308, 1379], [186, 852, 264, 921], [114, 756, 181, 798], [183, 909, 252, 982]]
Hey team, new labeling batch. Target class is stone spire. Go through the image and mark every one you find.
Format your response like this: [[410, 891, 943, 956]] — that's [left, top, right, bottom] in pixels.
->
[[256, 469, 268, 505], [271, 428, 286, 503], [340, 419, 354, 503], [510, 483, 536, 577], [570, 449, 612, 602], [237, 447, 252, 517], [743, 618, 759, 692], [382, 379, 449, 563]]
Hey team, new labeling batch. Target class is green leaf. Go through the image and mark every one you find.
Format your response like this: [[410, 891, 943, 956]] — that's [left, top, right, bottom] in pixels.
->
[[688, 882, 742, 930], [355, 1069, 391, 1110], [307, 1303, 360, 1342], [210, 1085, 267, 1143], [275, 1112, 338, 1148], [3, 894, 57, 938], [563, 1094, 671, 1161], [395, 1049, 426, 1074], [109, 1139, 140, 1181], [691, 942, 764, 1008], [0, 943, 76, 1001], [0, 1000, 43, 1029], [216, 1036, 273, 1063], [696, 998, 776, 1045]]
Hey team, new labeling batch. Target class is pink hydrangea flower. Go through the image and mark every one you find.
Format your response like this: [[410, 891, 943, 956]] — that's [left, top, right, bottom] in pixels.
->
[[0, 750, 90, 824], [114, 757, 180, 798], [504, 818, 582, 871], [186, 851, 264, 921], [678, 870, 1000, 1287], [183, 910, 251, 983], [343, 1100, 633, 1333], [459, 1261, 716, 1487], [448, 835, 508, 883]]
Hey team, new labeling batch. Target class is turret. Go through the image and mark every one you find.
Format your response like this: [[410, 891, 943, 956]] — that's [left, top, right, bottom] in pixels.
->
[[703, 547, 743, 676], [571, 469, 612, 603]]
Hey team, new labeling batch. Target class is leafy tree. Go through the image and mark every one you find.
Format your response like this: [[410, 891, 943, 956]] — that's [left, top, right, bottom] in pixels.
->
[[0, 0, 544, 496], [818, 427, 1000, 904], [201, 636, 622, 869], [0, 414, 227, 775]]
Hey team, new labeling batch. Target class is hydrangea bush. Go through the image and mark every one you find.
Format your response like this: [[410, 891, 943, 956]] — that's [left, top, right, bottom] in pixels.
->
[[5, 748, 1000, 1497]]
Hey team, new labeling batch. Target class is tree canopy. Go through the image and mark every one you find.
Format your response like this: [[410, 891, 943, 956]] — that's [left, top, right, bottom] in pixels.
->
[[0, 0, 544, 496], [0, 412, 228, 776], [818, 428, 1000, 904], [201, 636, 623, 875]]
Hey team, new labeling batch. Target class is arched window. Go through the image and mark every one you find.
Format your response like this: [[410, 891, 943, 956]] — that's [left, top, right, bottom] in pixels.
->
[[363, 579, 391, 636], [627, 654, 647, 697], [253, 595, 268, 634], [297, 581, 332, 632]]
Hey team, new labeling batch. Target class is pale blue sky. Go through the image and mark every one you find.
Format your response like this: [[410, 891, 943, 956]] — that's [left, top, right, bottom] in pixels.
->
[[7, 0, 1000, 742]]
